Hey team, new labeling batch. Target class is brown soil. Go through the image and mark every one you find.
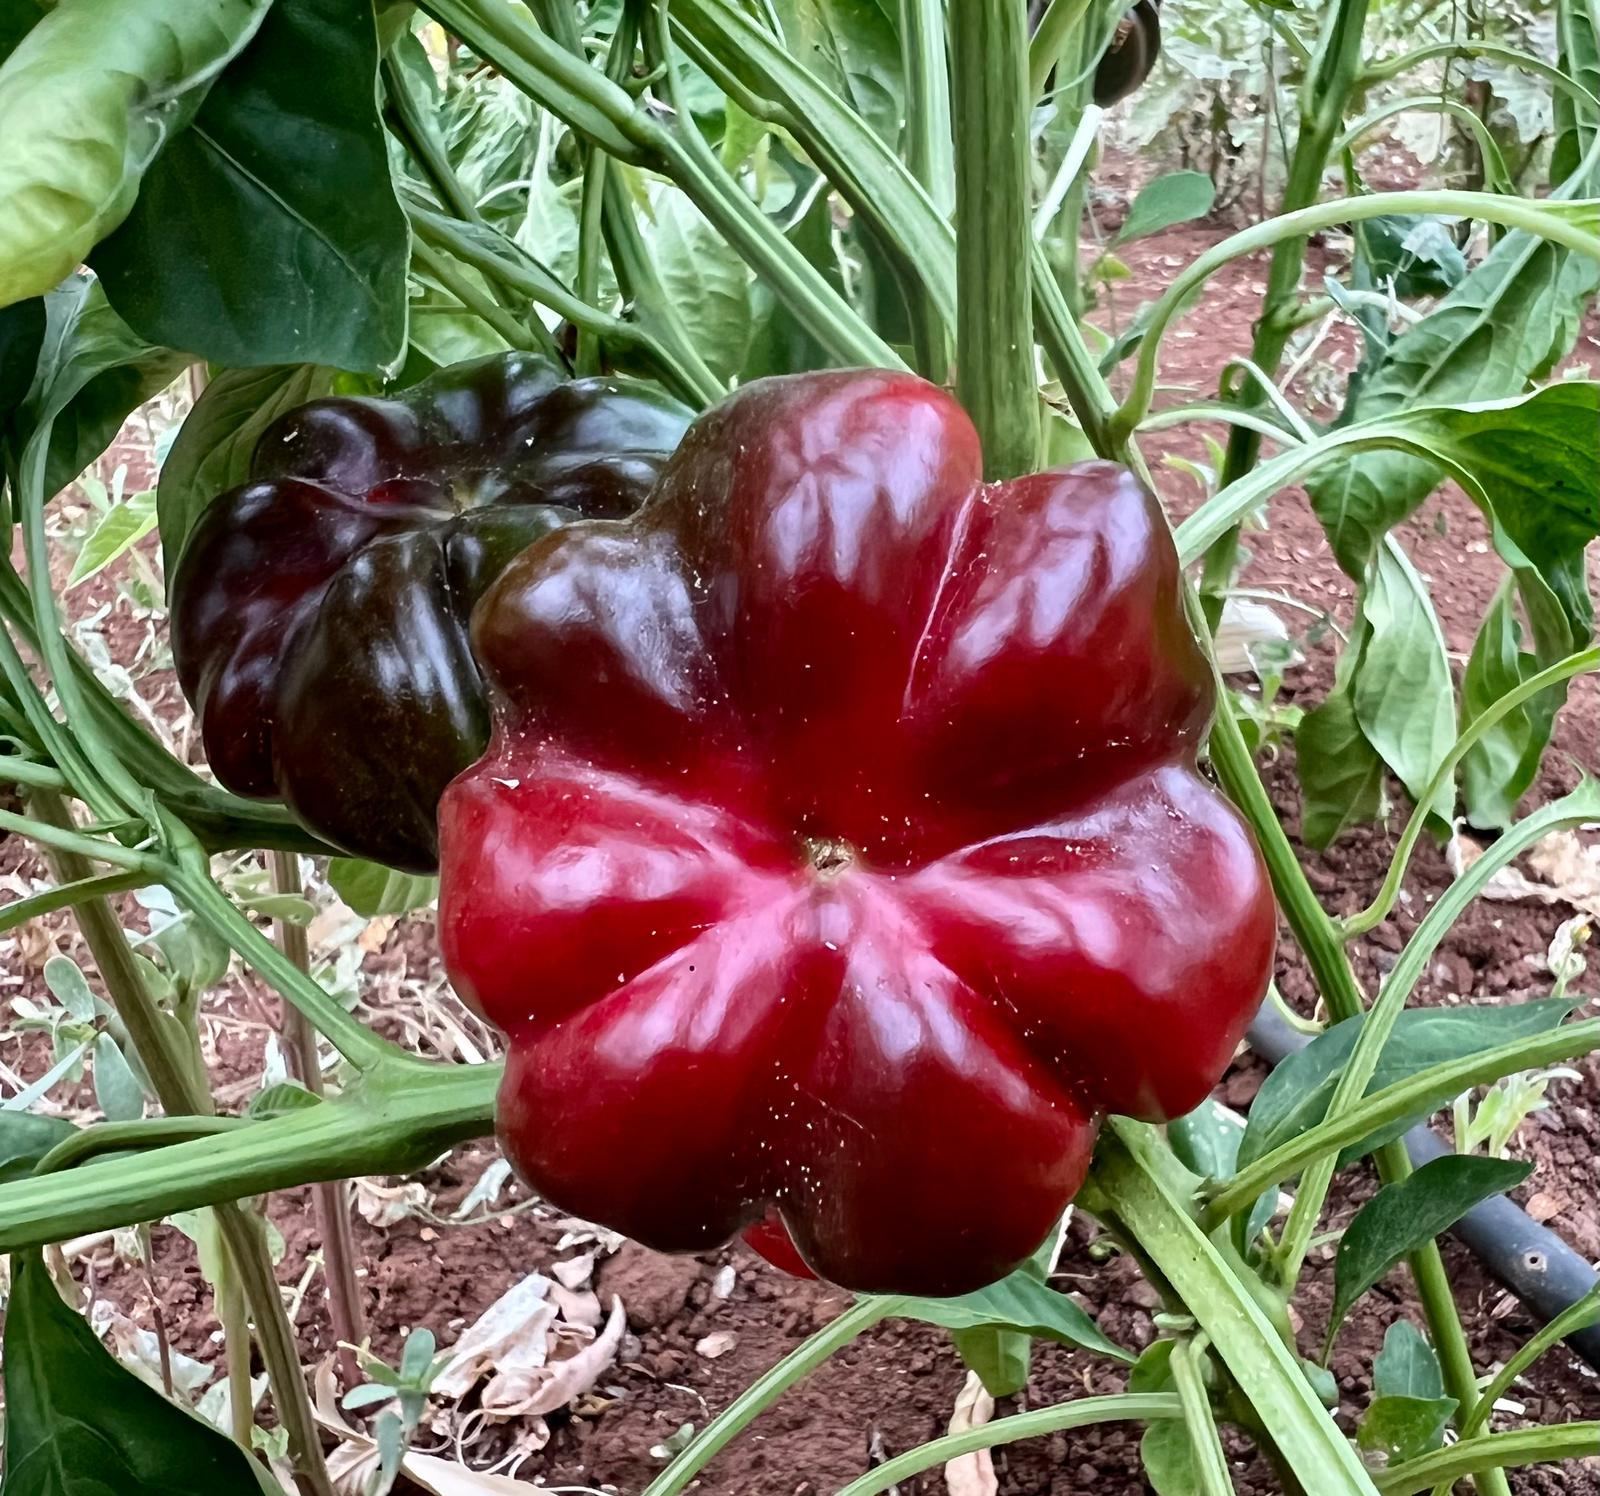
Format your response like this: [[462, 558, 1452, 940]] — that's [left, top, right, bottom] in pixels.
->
[[7, 156, 1600, 1496]]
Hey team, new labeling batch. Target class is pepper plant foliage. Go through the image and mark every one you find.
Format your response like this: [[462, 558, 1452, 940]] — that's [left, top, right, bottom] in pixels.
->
[[0, 0, 1596, 1490]]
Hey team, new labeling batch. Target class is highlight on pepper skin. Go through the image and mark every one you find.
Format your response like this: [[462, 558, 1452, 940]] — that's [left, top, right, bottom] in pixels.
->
[[439, 367, 1277, 1299]]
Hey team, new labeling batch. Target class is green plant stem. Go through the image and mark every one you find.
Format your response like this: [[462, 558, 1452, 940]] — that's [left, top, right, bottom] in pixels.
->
[[900, 0, 953, 381], [1199, 0, 1370, 626], [1029, 0, 1094, 101], [29, 788, 333, 1496], [1203, 1019, 1600, 1224], [272, 849, 365, 1387], [411, 237, 564, 358], [833, 1392, 1184, 1496], [1085, 1122, 1380, 1494], [1173, 1336, 1234, 1496], [641, 1296, 901, 1496], [1342, 647, 1600, 935], [162, 833, 402, 1073], [35, 1116, 248, 1175], [421, 0, 901, 370], [1461, 1286, 1600, 1438], [217, 1236, 254, 1452], [1361, 40, 1600, 114], [1375, 1424, 1600, 1495], [0, 1058, 498, 1252], [380, 53, 483, 225], [1113, 190, 1600, 441], [1203, 625, 1507, 1496], [1335, 97, 1513, 192], [951, 0, 1038, 478]]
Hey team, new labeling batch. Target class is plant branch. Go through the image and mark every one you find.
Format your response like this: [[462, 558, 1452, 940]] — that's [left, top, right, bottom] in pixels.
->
[[272, 850, 365, 1387], [952, 0, 1038, 477]]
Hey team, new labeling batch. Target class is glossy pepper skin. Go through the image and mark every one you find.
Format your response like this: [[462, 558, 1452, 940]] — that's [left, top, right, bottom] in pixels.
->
[[1093, 0, 1162, 107], [440, 370, 1276, 1297], [169, 352, 692, 871]]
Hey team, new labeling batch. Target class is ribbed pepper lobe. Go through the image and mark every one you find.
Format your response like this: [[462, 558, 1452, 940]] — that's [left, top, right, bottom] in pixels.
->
[[442, 369, 1276, 1296]]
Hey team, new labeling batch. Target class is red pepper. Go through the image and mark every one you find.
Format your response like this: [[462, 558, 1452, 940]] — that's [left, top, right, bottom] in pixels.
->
[[440, 370, 1275, 1296]]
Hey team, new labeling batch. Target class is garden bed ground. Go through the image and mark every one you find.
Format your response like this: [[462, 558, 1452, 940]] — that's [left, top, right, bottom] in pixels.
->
[[3, 156, 1599, 1495]]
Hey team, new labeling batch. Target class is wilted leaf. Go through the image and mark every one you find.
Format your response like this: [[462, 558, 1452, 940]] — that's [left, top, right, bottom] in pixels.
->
[[944, 1371, 999, 1496]]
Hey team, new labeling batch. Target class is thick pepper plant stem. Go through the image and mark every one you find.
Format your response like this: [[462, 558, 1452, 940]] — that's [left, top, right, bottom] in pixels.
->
[[951, 0, 1039, 480], [28, 790, 335, 1496], [1199, 0, 1371, 628], [271, 850, 365, 1388]]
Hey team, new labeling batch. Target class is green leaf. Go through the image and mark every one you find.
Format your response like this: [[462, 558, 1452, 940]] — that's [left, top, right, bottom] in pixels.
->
[[1373, 1321, 1445, 1401], [327, 859, 438, 919], [1329, 1155, 1532, 1342], [246, 1081, 320, 1120], [1141, 1420, 1200, 1496], [68, 489, 157, 588], [1238, 999, 1580, 1171], [10, 278, 187, 501], [950, 1325, 1030, 1398], [0, 0, 272, 305], [91, 1033, 145, 1123], [91, 0, 409, 373], [156, 363, 336, 574], [150, 913, 231, 996], [0, 295, 46, 420], [43, 955, 97, 1023], [1357, 1394, 1457, 1465], [644, 188, 758, 386], [1169, 1097, 1276, 1251], [0, 1250, 283, 1494], [1353, 215, 1467, 300], [1351, 538, 1455, 826], [769, 0, 904, 142], [897, 1269, 1131, 1365], [0, 1112, 75, 1183], [1553, 0, 1600, 184], [1297, 613, 1384, 850], [1308, 217, 1600, 581], [1459, 574, 1568, 831], [1114, 170, 1217, 245]]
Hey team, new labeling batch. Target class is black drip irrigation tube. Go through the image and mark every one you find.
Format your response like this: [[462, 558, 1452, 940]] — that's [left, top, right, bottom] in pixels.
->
[[1247, 1001, 1600, 1373]]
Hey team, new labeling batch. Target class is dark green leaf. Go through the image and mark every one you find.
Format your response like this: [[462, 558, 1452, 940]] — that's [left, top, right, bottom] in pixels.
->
[[156, 363, 336, 573], [0, 1250, 282, 1494], [0, 0, 271, 304], [1357, 1394, 1457, 1465], [92, 0, 409, 373], [1354, 215, 1467, 300], [1297, 613, 1384, 850], [1330, 1156, 1532, 1339], [1114, 170, 1217, 245], [1308, 221, 1600, 582], [1351, 539, 1455, 826], [769, 0, 903, 142], [1238, 999, 1580, 1171], [0, 0, 49, 64], [0, 295, 45, 420], [327, 859, 437, 919], [1459, 574, 1569, 831], [897, 1269, 1131, 1365], [12, 278, 187, 500], [1373, 1320, 1445, 1401], [0, 1112, 75, 1184]]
